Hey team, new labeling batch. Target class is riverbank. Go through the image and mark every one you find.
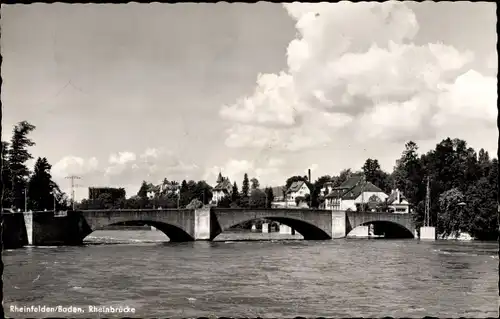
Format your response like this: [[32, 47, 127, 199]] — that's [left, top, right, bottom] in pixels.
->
[[214, 231, 303, 241]]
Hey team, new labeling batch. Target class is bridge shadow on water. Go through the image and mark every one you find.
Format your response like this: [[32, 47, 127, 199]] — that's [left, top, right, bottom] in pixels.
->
[[213, 217, 331, 241], [82, 220, 194, 243], [347, 220, 415, 239]]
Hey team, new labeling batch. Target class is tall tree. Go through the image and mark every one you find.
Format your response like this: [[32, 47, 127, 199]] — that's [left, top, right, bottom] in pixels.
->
[[137, 181, 149, 199], [231, 182, 240, 204], [1, 142, 13, 207], [241, 173, 250, 198], [27, 157, 58, 211], [264, 187, 274, 208], [362, 158, 391, 192], [9, 121, 36, 209], [250, 177, 260, 190], [438, 188, 466, 237]]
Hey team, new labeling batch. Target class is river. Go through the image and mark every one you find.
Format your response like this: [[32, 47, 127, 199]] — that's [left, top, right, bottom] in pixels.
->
[[3, 230, 498, 318]]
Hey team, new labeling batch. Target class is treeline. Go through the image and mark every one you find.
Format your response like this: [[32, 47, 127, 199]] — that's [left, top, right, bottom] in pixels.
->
[[1, 121, 69, 212], [1, 122, 496, 240], [216, 173, 275, 209], [77, 179, 214, 210], [279, 138, 497, 241]]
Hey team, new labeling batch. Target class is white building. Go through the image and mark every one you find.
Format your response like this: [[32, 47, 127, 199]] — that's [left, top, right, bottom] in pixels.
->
[[320, 180, 335, 197], [386, 189, 410, 213], [211, 172, 232, 204], [324, 174, 388, 211], [286, 181, 310, 205]]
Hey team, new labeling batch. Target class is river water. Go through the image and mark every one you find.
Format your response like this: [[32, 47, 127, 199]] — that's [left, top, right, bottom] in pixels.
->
[[3, 230, 498, 318]]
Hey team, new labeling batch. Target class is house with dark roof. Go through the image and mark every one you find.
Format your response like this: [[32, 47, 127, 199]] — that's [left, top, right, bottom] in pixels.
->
[[211, 172, 233, 204], [285, 181, 311, 206], [386, 189, 410, 213], [324, 174, 388, 211]]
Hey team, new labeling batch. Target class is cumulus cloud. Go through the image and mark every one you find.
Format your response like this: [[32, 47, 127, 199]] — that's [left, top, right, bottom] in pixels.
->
[[204, 157, 288, 187], [219, 2, 494, 152]]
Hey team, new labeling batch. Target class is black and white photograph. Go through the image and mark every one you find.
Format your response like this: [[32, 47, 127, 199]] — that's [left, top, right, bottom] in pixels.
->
[[0, 1, 498, 318]]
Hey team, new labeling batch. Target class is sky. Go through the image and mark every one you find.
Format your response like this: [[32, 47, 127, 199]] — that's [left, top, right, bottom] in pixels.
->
[[1, 2, 497, 200]]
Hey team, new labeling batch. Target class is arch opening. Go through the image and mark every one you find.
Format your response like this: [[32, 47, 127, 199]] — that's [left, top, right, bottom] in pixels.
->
[[82, 220, 194, 243], [215, 216, 331, 241], [347, 221, 414, 239]]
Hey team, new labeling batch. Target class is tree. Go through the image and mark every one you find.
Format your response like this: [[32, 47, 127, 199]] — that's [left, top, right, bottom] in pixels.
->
[[250, 178, 260, 190], [465, 177, 498, 240], [97, 192, 114, 209], [241, 173, 250, 198], [231, 182, 240, 205], [217, 195, 232, 208], [264, 187, 274, 208], [27, 157, 59, 211], [1, 141, 13, 208], [295, 196, 306, 207], [137, 181, 149, 199], [249, 189, 267, 208], [438, 188, 465, 237], [9, 121, 36, 209], [333, 169, 352, 187], [362, 158, 391, 193], [186, 198, 203, 209]]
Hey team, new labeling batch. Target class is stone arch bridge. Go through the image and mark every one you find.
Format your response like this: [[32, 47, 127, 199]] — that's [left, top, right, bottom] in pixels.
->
[[2, 208, 416, 247]]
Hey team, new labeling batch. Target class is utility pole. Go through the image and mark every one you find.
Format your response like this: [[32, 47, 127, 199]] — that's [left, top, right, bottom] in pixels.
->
[[425, 176, 431, 227], [66, 175, 81, 211], [361, 174, 365, 212]]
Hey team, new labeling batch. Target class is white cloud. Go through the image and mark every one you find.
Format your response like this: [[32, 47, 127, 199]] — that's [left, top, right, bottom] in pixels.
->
[[109, 151, 136, 165], [52, 155, 99, 178], [434, 70, 497, 125], [204, 157, 288, 187], [219, 2, 490, 152]]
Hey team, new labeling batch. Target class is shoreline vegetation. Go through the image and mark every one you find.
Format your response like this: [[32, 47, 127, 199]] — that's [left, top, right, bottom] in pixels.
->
[[1, 120, 498, 242]]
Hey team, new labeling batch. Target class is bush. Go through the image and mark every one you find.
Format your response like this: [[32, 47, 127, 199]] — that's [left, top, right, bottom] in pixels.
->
[[186, 198, 203, 209]]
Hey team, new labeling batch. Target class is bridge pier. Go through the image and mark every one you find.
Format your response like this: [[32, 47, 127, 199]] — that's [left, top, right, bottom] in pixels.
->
[[331, 211, 346, 238], [194, 208, 211, 240]]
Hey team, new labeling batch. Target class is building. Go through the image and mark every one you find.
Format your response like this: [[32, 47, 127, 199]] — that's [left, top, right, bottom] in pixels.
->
[[320, 179, 335, 197], [386, 189, 410, 213], [324, 174, 388, 211], [159, 179, 180, 196], [286, 181, 311, 204], [211, 172, 232, 204]]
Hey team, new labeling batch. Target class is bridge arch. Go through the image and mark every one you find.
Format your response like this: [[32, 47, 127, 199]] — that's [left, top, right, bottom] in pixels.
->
[[78, 210, 195, 243], [211, 208, 332, 240], [345, 212, 415, 239]]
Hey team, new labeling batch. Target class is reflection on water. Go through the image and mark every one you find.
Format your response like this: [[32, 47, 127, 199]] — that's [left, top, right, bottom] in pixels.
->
[[3, 230, 498, 318]]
